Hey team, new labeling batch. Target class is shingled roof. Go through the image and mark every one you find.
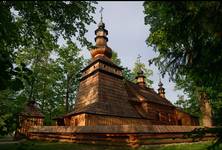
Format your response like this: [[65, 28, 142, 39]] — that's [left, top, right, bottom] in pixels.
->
[[20, 101, 44, 118], [82, 55, 123, 72], [125, 80, 174, 107], [65, 57, 143, 119], [66, 55, 177, 119]]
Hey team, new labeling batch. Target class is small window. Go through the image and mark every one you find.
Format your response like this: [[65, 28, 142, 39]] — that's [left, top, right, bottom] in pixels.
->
[[74, 118, 78, 126], [103, 64, 106, 68], [178, 119, 182, 125], [168, 114, 171, 122], [156, 112, 161, 121]]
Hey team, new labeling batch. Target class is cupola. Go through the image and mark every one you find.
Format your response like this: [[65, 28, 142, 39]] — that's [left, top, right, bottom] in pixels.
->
[[90, 8, 112, 59], [157, 80, 165, 98], [136, 69, 146, 88]]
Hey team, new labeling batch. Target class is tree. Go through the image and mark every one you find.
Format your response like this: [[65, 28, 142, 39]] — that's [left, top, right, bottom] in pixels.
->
[[111, 51, 134, 81], [111, 51, 121, 66], [122, 67, 135, 82], [15, 41, 85, 125], [144, 1, 222, 126], [174, 95, 200, 117], [111, 52, 153, 86], [54, 42, 85, 113], [15, 44, 57, 125], [0, 1, 96, 91], [0, 1, 96, 133], [0, 90, 27, 135]]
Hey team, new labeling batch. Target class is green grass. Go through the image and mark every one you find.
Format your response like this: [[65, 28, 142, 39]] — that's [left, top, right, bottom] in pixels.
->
[[0, 135, 14, 142], [140, 142, 220, 150], [0, 140, 221, 150], [0, 141, 130, 150]]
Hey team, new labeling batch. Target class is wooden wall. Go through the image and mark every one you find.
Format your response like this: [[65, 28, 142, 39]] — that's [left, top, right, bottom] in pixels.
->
[[64, 113, 150, 126], [27, 125, 214, 147], [85, 114, 150, 126], [63, 110, 199, 127], [175, 109, 199, 126], [18, 116, 44, 135], [144, 102, 177, 125], [137, 101, 199, 126]]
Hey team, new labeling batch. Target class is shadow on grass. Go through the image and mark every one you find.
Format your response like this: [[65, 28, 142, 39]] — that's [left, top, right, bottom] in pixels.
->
[[0, 140, 221, 150], [1, 140, 131, 150]]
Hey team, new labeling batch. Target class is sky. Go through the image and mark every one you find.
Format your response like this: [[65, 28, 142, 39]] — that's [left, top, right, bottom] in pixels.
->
[[78, 1, 187, 103]]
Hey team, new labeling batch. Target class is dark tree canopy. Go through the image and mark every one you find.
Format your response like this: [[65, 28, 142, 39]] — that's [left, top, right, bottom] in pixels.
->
[[0, 1, 96, 91], [144, 2, 222, 127], [144, 1, 222, 91], [144, 1, 222, 99], [0, 1, 96, 135]]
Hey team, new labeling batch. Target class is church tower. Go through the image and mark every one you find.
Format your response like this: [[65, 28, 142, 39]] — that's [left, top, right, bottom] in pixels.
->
[[63, 12, 150, 126]]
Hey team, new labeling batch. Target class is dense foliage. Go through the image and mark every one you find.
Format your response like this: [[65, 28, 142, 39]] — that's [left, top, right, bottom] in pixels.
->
[[0, 1, 96, 135], [0, 1, 96, 91], [15, 42, 85, 125], [174, 95, 200, 117], [144, 1, 222, 125], [132, 55, 153, 87], [144, 1, 222, 148], [112, 52, 153, 87]]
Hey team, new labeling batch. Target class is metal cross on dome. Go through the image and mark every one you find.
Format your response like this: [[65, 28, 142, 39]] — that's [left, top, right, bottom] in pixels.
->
[[137, 54, 143, 73], [159, 73, 161, 82], [99, 7, 104, 22], [137, 54, 141, 63], [158, 72, 163, 86]]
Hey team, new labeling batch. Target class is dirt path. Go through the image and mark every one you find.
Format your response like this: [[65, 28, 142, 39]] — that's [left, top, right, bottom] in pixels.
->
[[0, 141, 21, 144], [0, 137, 26, 144]]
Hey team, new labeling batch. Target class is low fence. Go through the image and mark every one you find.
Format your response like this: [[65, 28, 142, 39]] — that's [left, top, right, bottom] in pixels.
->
[[27, 125, 214, 147]]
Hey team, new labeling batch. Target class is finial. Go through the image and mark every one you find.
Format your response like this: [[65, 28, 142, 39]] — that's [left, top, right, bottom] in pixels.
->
[[158, 73, 163, 87], [99, 7, 104, 23], [137, 54, 143, 74], [157, 73, 165, 98], [135, 55, 146, 88], [137, 54, 142, 64]]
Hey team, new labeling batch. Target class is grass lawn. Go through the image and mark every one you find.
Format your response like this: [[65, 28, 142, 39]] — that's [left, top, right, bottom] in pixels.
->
[[140, 141, 221, 150], [0, 140, 221, 150]]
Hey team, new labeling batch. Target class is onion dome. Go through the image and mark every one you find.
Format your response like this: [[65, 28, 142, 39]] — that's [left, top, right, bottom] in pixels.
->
[[90, 10, 112, 59], [158, 80, 165, 98], [135, 69, 146, 87]]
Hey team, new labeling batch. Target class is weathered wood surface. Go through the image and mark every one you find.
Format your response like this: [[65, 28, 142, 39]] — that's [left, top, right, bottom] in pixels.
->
[[29, 125, 202, 134], [27, 126, 214, 146]]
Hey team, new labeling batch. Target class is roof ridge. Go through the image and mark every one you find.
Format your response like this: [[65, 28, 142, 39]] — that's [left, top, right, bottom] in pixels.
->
[[125, 80, 174, 107]]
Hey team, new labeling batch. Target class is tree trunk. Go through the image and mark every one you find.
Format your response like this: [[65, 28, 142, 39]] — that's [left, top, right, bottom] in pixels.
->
[[65, 90, 69, 113], [198, 91, 213, 127], [28, 77, 35, 101], [65, 76, 70, 113]]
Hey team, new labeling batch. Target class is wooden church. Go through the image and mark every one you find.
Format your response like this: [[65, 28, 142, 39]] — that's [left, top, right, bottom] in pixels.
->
[[18, 16, 206, 146], [53, 18, 199, 127]]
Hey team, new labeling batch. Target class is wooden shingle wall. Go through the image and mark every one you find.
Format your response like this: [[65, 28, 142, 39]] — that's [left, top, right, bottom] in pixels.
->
[[85, 114, 150, 126]]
